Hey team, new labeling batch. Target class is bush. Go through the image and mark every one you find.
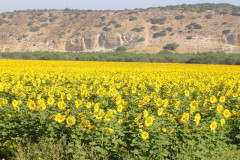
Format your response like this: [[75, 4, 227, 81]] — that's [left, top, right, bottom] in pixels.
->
[[163, 43, 179, 50], [166, 27, 173, 32], [153, 30, 166, 38], [131, 27, 145, 32], [205, 14, 212, 19], [108, 20, 117, 25], [151, 25, 157, 30], [100, 16, 106, 21], [58, 32, 66, 37], [102, 27, 112, 32], [129, 16, 137, 21], [95, 23, 106, 28], [186, 36, 193, 40], [222, 30, 230, 34], [40, 23, 48, 28], [137, 37, 145, 42], [175, 15, 185, 20], [49, 16, 58, 22], [150, 18, 166, 24], [29, 26, 40, 32], [27, 21, 34, 26], [114, 24, 121, 28], [116, 46, 127, 52], [186, 22, 202, 30]]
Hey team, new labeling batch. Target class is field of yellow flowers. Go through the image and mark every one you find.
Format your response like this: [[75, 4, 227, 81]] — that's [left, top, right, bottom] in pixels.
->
[[0, 60, 240, 159]]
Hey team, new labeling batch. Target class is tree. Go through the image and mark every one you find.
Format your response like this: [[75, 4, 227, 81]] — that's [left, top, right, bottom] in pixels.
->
[[116, 46, 127, 52], [163, 43, 179, 50]]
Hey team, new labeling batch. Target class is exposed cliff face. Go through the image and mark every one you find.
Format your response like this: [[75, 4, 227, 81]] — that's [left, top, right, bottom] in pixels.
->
[[0, 6, 240, 54]]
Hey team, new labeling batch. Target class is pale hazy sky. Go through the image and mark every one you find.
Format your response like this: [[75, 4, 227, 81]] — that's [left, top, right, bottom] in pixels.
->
[[0, 0, 239, 13]]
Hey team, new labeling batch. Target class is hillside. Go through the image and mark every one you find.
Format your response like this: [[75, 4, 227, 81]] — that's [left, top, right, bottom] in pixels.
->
[[0, 3, 240, 54]]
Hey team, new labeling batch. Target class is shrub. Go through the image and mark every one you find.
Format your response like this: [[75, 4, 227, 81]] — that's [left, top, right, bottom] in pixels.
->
[[108, 20, 117, 25], [95, 23, 106, 28], [131, 27, 145, 32], [137, 37, 145, 42], [186, 23, 202, 30], [150, 18, 166, 24], [163, 43, 179, 50], [29, 26, 40, 32], [151, 25, 157, 30], [49, 16, 58, 22], [222, 22, 227, 25], [205, 14, 212, 19], [166, 27, 173, 32], [58, 32, 66, 37], [153, 30, 166, 38], [186, 36, 193, 40], [175, 15, 184, 20], [102, 27, 112, 32], [116, 46, 127, 52], [222, 30, 230, 34], [129, 16, 137, 21], [114, 24, 121, 28], [27, 21, 34, 26], [39, 17, 48, 22], [40, 23, 48, 27], [100, 16, 106, 21]]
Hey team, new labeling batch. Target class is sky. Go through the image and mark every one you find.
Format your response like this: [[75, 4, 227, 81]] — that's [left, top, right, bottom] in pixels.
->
[[0, 0, 240, 13]]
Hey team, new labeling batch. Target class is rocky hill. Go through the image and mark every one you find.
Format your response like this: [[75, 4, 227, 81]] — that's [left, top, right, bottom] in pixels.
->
[[0, 3, 240, 54]]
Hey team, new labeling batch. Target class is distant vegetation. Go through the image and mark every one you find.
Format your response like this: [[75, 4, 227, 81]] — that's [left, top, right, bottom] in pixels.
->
[[1, 51, 240, 65]]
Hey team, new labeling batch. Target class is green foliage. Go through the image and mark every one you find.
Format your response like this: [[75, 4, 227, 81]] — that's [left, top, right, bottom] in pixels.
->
[[186, 36, 193, 40], [153, 30, 166, 38], [163, 43, 179, 50], [49, 16, 58, 22], [27, 21, 34, 26], [0, 19, 8, 25], [205, 14, 213, 19], [175, 15, 185, 20], [137, 37, 145, 42], [166, 27, 173, 32], [107, 20, 117, 25], [222, 22, 227, 25], [1, 51, 240, 65], [116, 46, 127, 52], [29, 26, 40, 32], [151, 25, 157, 30], [150, 18, 166, 24], [129, 16, 137, 21], [186, 22, 202, 30], [131, 27, 145, 32], [100, 16, 106, 21], [102, 27, 112, 32], [58, 32, 66, 37], [95, 23, 106, 28], [222, 30, 231, 34], [40, 23, 48, 28], [114, 24, 121, 28], [39, 17, 48, 22]]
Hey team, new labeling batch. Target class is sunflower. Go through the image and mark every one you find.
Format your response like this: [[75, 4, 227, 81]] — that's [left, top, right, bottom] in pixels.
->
[[145, 116, 154, 127], [194, 113, 201, 126], [158, 108, 164, 116], [67, 115, 76, 126], [223, 109, 231, 118], [181, 113, 189, 123], [220, 118, 225, 127], [54, 113, 65, 123], [141, 131, 149, 140], [210, 121, 217, 132]]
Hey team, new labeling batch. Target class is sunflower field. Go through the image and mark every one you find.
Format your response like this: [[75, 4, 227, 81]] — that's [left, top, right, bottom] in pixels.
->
[[0, 60, 240, 159]]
